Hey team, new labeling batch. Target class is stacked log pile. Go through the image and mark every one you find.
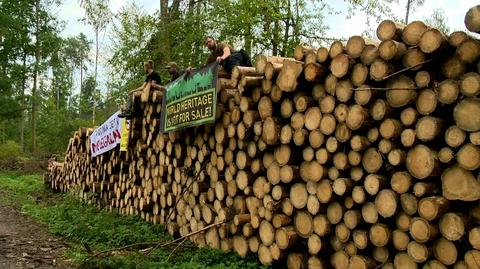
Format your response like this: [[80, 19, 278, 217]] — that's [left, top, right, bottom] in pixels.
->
[[45, 7, 480, 269]]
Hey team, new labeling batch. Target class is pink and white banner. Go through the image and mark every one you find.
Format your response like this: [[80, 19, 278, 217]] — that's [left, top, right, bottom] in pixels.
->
[[90, 111, 122, 157]]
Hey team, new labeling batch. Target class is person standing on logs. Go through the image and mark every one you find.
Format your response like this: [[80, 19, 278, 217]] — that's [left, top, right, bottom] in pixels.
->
[[119, 60, 162, 118], [204, 36, 252, 73], [165, 61, 184, 83]]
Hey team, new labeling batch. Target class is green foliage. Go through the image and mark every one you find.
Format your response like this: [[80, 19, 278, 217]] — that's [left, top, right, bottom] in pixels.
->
[[0, 173, 270, 269], [108, 3, 156, 85], [80, 0, 112, 33], [0, 141, 25, 163], [0, 172, 43, 206], [0, 0, 82, 155], [425, 8, 450, 34]]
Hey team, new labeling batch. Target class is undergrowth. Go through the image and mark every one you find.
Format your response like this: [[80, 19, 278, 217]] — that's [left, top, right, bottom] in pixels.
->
[[0, 172, 270, 269]]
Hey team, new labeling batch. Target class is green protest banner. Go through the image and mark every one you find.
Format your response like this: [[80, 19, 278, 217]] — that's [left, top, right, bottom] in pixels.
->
[[160, 62, 218, 133]]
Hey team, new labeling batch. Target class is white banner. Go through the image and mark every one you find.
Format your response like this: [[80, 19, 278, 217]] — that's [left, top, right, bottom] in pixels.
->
[[90, 111, 122, 157]]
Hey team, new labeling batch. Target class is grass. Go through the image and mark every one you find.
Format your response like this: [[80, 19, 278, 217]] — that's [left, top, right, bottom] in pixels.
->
[[0, 172, 270, 269]]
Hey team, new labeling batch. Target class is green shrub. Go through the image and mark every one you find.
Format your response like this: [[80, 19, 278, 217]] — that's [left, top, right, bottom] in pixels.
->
[[0, 140, 25, 163], [0, 140, 25, 170]]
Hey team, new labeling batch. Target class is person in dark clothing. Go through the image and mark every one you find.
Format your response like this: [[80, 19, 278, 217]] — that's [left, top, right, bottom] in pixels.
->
[[204, 36, 252, 73], [145, 67, 162, 85], [119, 60, 162, 118], [165, 61, 184, 83]]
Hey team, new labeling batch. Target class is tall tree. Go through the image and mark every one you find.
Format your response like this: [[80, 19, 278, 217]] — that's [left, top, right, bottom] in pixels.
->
[[30, 0, 61, 153], [0, 0, 34, 150], [80, 0, 111, 125], [107, 3, 156, 105], [63, 34, 91, 108], [79, 75, 97, 119], [405, 0, 425, 24], [108, 3, 156, 85]]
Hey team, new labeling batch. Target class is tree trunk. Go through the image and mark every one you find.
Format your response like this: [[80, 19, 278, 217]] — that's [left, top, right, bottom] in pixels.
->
[[405, 0, 411, 24], [93, 28, 99, 125], [19, 52, 27, 151], [32, 0, 40, 153]]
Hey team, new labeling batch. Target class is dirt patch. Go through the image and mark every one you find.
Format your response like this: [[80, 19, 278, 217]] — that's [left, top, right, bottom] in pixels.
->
[[0, 197, 71, 269]]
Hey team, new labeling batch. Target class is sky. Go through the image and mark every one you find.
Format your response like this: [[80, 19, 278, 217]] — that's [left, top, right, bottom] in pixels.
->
[[54, 0, 479, 94], [54, 0, 157, 93]]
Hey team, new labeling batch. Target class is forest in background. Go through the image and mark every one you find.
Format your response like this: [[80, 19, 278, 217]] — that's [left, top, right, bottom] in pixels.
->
[[0, 0, 449, 159]]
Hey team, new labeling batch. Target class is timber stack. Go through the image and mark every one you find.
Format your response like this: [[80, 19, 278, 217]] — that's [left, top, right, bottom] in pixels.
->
[[44, 6, 480, 269]]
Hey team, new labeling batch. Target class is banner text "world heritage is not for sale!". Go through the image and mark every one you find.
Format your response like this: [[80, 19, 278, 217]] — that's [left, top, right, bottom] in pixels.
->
[[165, 88, 215, 130]]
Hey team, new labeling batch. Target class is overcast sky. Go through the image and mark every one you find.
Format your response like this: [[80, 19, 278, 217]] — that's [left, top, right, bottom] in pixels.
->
[[54, 0, 479, 94]]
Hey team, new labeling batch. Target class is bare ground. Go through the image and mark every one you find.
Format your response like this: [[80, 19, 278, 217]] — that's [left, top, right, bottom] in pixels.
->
[[0, 195, 71, 269]]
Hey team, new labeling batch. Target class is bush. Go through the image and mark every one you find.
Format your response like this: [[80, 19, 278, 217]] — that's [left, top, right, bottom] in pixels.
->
[[0, 140, 24, 162], [0, 140, 26, 170]]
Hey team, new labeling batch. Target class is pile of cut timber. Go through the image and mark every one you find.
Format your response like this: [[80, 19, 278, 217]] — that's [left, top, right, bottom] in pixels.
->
[[44, 6, 480, 269]]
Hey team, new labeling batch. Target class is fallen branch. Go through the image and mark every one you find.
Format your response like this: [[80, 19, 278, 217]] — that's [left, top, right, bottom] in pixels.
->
[[92, 220, 228, 258], [166, 237, 188, 262], [144, 220, 228, 256]]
